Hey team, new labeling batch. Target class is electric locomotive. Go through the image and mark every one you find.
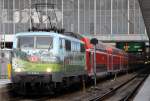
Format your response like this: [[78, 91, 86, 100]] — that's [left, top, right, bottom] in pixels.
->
[[11, 31, 86, 92]]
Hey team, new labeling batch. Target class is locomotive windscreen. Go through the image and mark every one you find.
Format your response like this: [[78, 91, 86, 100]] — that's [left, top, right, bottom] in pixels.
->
[[18, 36, 34, 48], [18, 36, 53, 49]]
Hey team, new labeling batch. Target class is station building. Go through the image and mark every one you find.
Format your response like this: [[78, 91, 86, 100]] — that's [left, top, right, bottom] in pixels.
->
[[0, 0, 149, 48]]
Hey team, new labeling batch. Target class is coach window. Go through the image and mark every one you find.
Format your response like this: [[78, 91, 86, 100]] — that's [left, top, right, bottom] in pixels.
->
[[65, 40, 71, 51]]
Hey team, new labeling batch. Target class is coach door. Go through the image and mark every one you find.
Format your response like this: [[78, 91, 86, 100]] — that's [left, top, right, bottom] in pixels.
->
[[120, 56, 122, 70], [107, 53, 113, 72]]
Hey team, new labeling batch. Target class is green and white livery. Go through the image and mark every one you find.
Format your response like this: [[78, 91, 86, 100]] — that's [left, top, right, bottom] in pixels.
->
[[11, 31, 86, 84]]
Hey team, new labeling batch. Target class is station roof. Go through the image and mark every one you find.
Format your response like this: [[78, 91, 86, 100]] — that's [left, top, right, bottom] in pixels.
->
[[139, 0, 150, 40]]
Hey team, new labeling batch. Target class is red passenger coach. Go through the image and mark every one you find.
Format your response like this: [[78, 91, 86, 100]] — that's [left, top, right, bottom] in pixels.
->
[[81, 37, 128, 77]]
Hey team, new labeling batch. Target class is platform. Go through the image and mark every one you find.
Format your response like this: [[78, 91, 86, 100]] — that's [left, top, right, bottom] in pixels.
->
[[133, 75, 150, 101], [0, 79, 11, 88]]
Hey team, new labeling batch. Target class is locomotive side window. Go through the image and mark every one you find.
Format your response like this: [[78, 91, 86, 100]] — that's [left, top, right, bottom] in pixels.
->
[[18, 36, 34, 48], [65, 40, 71, 51], [71, 42, 80, 52], [77, 43, 80, 51], [36, 36, 53, 49]]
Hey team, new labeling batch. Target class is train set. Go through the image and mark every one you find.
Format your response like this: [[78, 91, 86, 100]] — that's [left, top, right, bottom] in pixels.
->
[[9, 31, 144, 93]]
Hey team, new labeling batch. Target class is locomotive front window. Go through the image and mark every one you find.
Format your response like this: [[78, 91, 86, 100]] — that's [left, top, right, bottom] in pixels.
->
[[18, 37, 34, 48], [36, 36, 53, 49]]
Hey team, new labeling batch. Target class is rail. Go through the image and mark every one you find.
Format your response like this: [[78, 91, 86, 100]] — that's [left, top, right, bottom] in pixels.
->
[[89, 68, 149, 101], [120, 75, 148, 101]]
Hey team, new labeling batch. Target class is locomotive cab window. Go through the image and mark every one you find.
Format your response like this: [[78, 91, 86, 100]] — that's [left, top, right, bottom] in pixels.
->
[[36, 36, 53, 49], [18, 36, 34, 48], [65, 40, 71, 51]]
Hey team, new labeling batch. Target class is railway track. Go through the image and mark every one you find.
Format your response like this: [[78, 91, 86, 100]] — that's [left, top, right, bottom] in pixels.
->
[[0, 68, 149, 101], [89, 69, 149, 101], [120, 75, 147, 101], [0, 72, 136, 101]]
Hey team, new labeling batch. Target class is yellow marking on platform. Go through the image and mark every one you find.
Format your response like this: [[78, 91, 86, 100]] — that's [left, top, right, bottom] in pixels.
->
[[7, 64, 11, 79]]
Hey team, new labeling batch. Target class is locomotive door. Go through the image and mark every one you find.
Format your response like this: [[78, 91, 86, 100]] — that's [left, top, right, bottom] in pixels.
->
[[87, 51, 94, 76], [59, 38, 65, 67]]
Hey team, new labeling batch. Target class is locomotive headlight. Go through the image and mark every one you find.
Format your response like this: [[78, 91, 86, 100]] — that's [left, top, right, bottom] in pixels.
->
[[14, 68, 22, 72], [46, 68, 52, 73]]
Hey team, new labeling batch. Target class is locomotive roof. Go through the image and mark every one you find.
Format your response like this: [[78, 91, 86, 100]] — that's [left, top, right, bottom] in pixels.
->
[[15, 31, 84, 44]]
